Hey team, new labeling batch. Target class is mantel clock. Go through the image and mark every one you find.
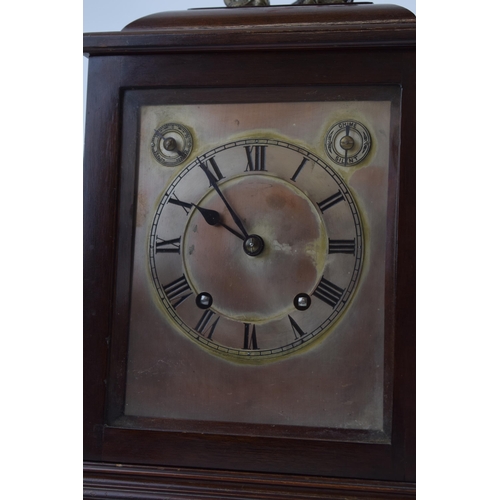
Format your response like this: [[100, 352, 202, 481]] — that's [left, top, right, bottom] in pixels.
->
[[83, 2, 415, 498]]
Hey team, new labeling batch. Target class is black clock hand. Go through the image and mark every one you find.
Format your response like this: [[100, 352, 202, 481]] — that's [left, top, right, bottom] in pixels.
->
[[192, 204, 245, 241], [153, 131, 187, 158], [344, 125, 350, 166], [198, 160, 249, 238]]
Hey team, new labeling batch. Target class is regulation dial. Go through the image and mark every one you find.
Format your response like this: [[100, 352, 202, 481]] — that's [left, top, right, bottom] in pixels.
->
[[325, 120, 371, 166], [151, 123, 193, 167]]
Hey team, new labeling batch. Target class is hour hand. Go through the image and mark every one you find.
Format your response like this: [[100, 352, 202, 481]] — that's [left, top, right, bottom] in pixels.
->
[[192, 204, 245, 241], [198, 160, 249, 238], [192, 204, 220, 226]]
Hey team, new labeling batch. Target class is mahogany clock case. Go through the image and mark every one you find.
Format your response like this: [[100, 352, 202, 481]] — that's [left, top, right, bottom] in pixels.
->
[[83, 3, 415, 497]]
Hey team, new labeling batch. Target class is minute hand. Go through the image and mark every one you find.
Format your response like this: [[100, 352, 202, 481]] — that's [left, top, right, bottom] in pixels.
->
[[199, 161, 249, 238]]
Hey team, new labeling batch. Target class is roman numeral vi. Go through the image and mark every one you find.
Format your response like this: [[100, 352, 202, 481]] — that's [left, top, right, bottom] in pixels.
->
[[243, 323, 259, 350]]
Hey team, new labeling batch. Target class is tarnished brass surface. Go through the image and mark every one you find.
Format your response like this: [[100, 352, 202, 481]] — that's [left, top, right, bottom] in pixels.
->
[[125, 94, 393, 430], [293, 0, 352, 4], [224, 0, 270, 7], [224, 0, 351, 6], [340, 135, 354, 150]]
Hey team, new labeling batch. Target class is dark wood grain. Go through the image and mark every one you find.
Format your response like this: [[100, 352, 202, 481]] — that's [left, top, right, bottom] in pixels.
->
[[84, 461, 416, 499], [83, 3, 415, 496], [83, 56, 124, 461], [84, 4, 415, 56], [393, 53, 416, 482]]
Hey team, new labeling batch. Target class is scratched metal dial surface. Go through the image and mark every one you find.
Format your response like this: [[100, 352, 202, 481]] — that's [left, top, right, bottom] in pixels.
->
[[125, 98, 392, 430]]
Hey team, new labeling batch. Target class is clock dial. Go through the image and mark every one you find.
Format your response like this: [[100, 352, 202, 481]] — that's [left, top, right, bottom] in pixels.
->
[[150, 139, 363, 361]]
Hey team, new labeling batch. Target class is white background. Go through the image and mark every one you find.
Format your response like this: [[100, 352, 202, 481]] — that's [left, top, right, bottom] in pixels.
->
[[2, 1, 499, 499]]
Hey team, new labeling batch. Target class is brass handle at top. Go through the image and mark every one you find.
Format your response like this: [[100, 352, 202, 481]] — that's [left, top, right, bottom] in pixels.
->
[[292, 0, 353, 4], [224, 0, 270, 6], [224, 0, 354, 6]]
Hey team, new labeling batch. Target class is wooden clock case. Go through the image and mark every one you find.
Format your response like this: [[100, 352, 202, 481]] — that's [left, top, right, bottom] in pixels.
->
[[83, 4, 415, 498]]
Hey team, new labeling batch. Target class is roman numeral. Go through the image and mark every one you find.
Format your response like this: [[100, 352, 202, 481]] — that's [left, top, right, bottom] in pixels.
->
[[163, 275, 192, 309], [168, 195, 192, 215], [328, 238, 356, 255], [243, 323, 259, 350], [245, 146, 266, 171], [156, 236, 181, 254], [288, 315, 307, 340], [317, 191, 344, 212], [194, 310, 219, 340], [290, 157, 309, 182], [202, 157, 225, 183], [312, 277, 345, 308]]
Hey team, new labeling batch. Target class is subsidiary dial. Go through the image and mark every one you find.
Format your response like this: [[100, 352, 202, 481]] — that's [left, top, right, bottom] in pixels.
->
[[151, 123, 193, 166], [325, 120, 371, 166]]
